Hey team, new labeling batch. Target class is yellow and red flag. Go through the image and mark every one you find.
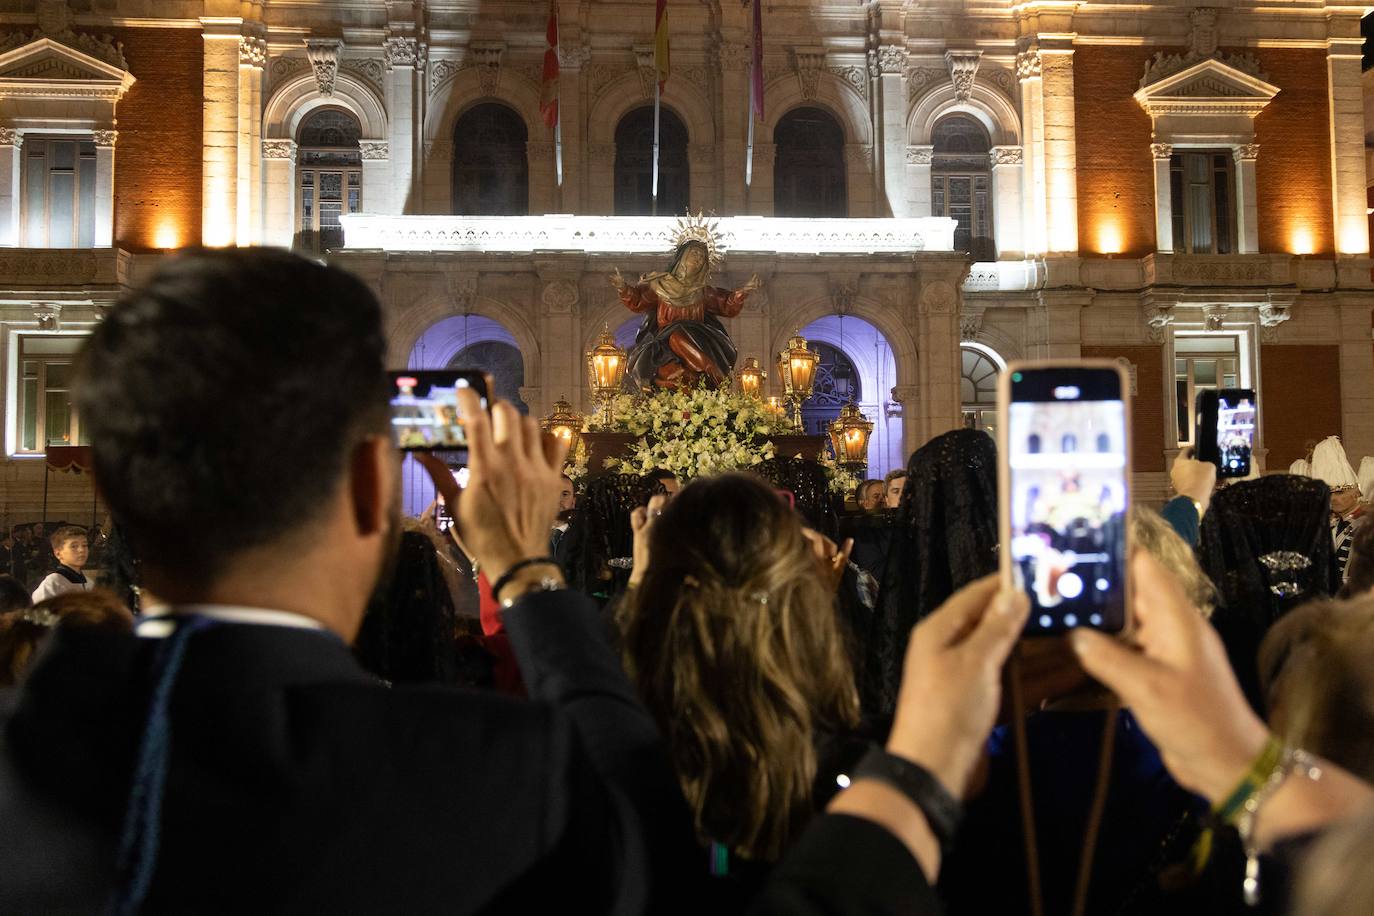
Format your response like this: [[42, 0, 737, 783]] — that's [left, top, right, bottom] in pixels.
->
[[539, 0, 559, 129], [653, 0, 670, 91]]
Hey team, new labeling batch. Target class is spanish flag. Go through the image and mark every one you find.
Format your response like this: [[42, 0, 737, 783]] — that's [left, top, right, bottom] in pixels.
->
[[654, 0, 669, 91]]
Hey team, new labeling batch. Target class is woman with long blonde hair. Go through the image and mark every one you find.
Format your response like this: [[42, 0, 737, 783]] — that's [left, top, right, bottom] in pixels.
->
[[617, 472, 860, 888]]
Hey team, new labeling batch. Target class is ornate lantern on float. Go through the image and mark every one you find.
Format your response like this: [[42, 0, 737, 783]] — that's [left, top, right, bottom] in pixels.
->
[[541, 397, 583, 453], [828, 402, 874, 474], [763, 396, 788, 427], [586, 326, 627, 427], [738, 357, 766, 400], [777, 331, 820, 431]]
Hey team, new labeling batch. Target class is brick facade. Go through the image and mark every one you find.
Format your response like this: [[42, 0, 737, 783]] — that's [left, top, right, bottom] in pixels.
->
[[1261, 343, 1343, 468], [1073, 47, 1161, 258], [111, 27, 204, 251], [1255, 50, 1334, 256], [1083, 345, 1167, 472]]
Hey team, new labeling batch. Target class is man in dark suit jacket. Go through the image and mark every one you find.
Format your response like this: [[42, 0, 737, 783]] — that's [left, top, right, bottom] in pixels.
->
[[0, 250, 695, 915]]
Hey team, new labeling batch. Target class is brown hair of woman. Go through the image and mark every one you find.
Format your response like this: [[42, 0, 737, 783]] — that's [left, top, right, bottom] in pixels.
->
[[0, 589, 135, 687], [617, 472, 859, 862]]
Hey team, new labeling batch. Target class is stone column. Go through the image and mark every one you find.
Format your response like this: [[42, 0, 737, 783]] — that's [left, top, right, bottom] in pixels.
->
[[717, 40, 750, 214], [527, 141, 556, 214], [421, 139, 452, 213], [1328, 35, 1369, 255], [876, 47, 908, 217], [1234, 144, 1260, 254], [384, 36, 424, 214], [890, 383, 921, 461], [556, 41, 590, 213], [1040, 48, 1078, 254], [535, 263, 580, 420], [1017, 49, 1047, 256], [1027, 289, 1092, 360], [237, 36, 265, 245], [261, 139, 296, 248], [911, 260, 967, 449], [1151, 142, 1173, 252], [360, 141, 391, 220], [201, 19, 244, 246], [0, 128, 19, 246], [845, 144, 876, 217], [1337, 294, 1374, 458], [92, 129, 117, 248], [990, 146, 1024, 258], [905, 145, 932, 217]]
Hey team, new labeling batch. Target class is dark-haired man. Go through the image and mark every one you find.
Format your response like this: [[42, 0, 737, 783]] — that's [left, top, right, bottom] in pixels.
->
[[0, 250, 695, 913]]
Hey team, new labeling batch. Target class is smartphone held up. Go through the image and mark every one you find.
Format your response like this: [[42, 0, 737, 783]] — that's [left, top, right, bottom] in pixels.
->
[[998, 362, 1131, 636], [1195, 388, 1256, 479], [387, 370, 490, 459]]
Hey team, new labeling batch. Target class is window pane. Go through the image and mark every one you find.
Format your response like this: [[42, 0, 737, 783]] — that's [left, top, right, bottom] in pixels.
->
[[1175, 336, 1237, 354], [21, 336, 84, 356], [45, 393, 71, 446], [1194, 359, 1217, 386], [77, 152, 96, 247], [48, 171, 75, 247], [25, 147, 46, 245], [1175, 358, 1187, 379], [1213, 164, 1232, 254], [1187, 181, 1212, 254], [51, 140, 75, 170], [44, 362, 73, 388]]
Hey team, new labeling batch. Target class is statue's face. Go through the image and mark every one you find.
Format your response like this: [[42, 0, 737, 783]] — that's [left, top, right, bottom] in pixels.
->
[[681, 245, 706, 273]]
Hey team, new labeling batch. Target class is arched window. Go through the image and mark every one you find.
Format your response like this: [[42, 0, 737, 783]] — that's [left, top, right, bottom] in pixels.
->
[[960, 345, 1001, 432], [453, 103, 529, 215], [1096, 433, 1111, 453], [450, 341, 527, 415], [1028, 434, 1042, 455], [799, 342, 861, 438], [931, 114, 995, 261], [774, 107, 846, 218], [614, 106, 689, 215], [1062, 433, 1078, 453], [297, 108, 362, 252]]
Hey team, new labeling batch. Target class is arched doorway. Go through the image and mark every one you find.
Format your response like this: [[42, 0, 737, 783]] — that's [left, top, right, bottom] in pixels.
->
[[296, 107, 362, 252], [798, 316, 899, 477], [614, 106, 689, 216], [452, 103, 529, 215], [774, 107, 847, 218], [961, 343, 1004, 434]]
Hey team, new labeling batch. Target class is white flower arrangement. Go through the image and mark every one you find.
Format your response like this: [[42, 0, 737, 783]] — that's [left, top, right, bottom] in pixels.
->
[[583, 385, 857, 494]]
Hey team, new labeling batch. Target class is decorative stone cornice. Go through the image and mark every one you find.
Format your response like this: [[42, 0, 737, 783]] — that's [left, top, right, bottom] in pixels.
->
[[989, 146, 1022, 166], [1140, 8, 1266, 88], [32, 301, 61, 330], [792, 47, 827, 101], [383, 36, 425, 70], [0, 0, 128, 71], [876, 45, 907, 76], [262, 139, 296, 160], [239, 36, 267, 68], [304, 38, 343, 97], [341, 58, 384, 87], [945, 50, 981, 102], [91, 128, 116, 148], [359, 140, 389, 160], [1134, 56, 1279, 120]]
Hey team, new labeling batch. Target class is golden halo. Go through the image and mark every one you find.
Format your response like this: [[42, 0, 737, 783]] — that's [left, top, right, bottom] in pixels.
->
[[669, 211, 726, 271]]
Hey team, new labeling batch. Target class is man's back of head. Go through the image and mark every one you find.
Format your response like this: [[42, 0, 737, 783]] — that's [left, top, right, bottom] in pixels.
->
[[76, 249, 390, 596]]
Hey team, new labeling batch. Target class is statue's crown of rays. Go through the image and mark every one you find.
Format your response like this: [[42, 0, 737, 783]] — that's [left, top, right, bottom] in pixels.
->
[[669, 211, 727, 270]]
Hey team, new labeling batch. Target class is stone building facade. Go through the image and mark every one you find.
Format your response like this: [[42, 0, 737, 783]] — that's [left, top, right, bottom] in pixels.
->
[[1, 0, 1372, 524]]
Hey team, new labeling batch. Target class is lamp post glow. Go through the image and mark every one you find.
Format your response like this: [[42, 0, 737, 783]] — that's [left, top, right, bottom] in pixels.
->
[[541, 396, 583, 453], [777, 331, 820, 431], [738, 356, 766, 400], [586, 326, 627, 427], [828, 402, 874, 473]]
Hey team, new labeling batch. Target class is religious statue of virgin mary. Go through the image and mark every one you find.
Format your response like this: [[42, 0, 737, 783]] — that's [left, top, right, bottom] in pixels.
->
[[609, 214, 761, 390]]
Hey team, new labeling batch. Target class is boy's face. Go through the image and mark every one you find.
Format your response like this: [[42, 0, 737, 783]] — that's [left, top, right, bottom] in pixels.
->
[[55, 536, 89, 570]]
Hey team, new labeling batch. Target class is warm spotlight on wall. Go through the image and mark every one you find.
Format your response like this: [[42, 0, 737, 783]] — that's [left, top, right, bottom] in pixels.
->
[[1338, 222, 1368, 257], [153, 223, 181, 250], [1290, 226, 1315, 257], [1097, 223, 1123, 257]]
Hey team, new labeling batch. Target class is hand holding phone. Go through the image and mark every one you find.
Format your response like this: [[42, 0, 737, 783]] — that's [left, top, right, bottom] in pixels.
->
[[1195, 389, 1256, 479], [387, 370, 491, 459], [999, 362, 1131, 636]]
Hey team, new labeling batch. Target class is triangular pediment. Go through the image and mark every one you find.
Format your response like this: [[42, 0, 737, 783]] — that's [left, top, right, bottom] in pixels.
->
[[0, 37, 134, 92], [1135, 58, 1279, 116]]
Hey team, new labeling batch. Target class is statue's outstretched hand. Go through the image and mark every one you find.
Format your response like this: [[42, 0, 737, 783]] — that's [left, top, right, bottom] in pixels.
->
[[742, 273, 762, 292], [610, 268, 628, 292]]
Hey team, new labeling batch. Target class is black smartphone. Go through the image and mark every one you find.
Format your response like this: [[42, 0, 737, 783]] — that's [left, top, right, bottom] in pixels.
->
[[433, 467, 469, 532], [387, 370, 490, 458], [1195, 388, 1256, 479], [999, 361, 1131, 636]]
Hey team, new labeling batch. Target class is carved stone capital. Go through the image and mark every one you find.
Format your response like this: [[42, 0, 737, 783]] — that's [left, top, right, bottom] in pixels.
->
[[304, 38, 344, 97], [1143, 302, 1176, 343], [359, 140, 389, 160], [92, 129, 117, 148], [32, 302, 61, 331], [989, 145, 1022, 166], [877, 45, 907, 75], [558, 42, 591, 69], [946, 50, 982, 102], [1258, 295, 1293, 342], [905, 145, 933, 165], [1236, 143, 1260, 162], [959, 306, 986, 341], [1151, 142, 1173, 161], [262, 139, 297, 160], [0, 127, 19, 147], [383, 36, 425, 69], [239, 36, 267, 67], [1203, 304, 1229, 331], [1015, 50, 1041, 81], [717, 41, 749, 72]]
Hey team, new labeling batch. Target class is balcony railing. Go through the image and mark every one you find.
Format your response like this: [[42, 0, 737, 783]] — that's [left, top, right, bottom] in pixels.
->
[[339, 214, 957, 255]]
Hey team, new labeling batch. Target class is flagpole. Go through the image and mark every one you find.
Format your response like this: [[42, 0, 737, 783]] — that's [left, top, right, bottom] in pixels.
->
[[554, 20, 563, 188], [652, 79, 661, 216], [745, 67, 755, 188]]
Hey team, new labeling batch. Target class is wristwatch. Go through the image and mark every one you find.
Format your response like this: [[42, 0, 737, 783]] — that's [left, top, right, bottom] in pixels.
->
[[852, 747, 964, 856]]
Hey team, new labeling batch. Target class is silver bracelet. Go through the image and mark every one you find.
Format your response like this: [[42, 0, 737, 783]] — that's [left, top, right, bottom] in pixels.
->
[[499, 575, 564, 609], [1237, 746, 1323, 906]]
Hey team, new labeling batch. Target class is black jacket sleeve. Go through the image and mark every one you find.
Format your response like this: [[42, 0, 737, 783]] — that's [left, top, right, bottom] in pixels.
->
[[750, 814, 944, 916]]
